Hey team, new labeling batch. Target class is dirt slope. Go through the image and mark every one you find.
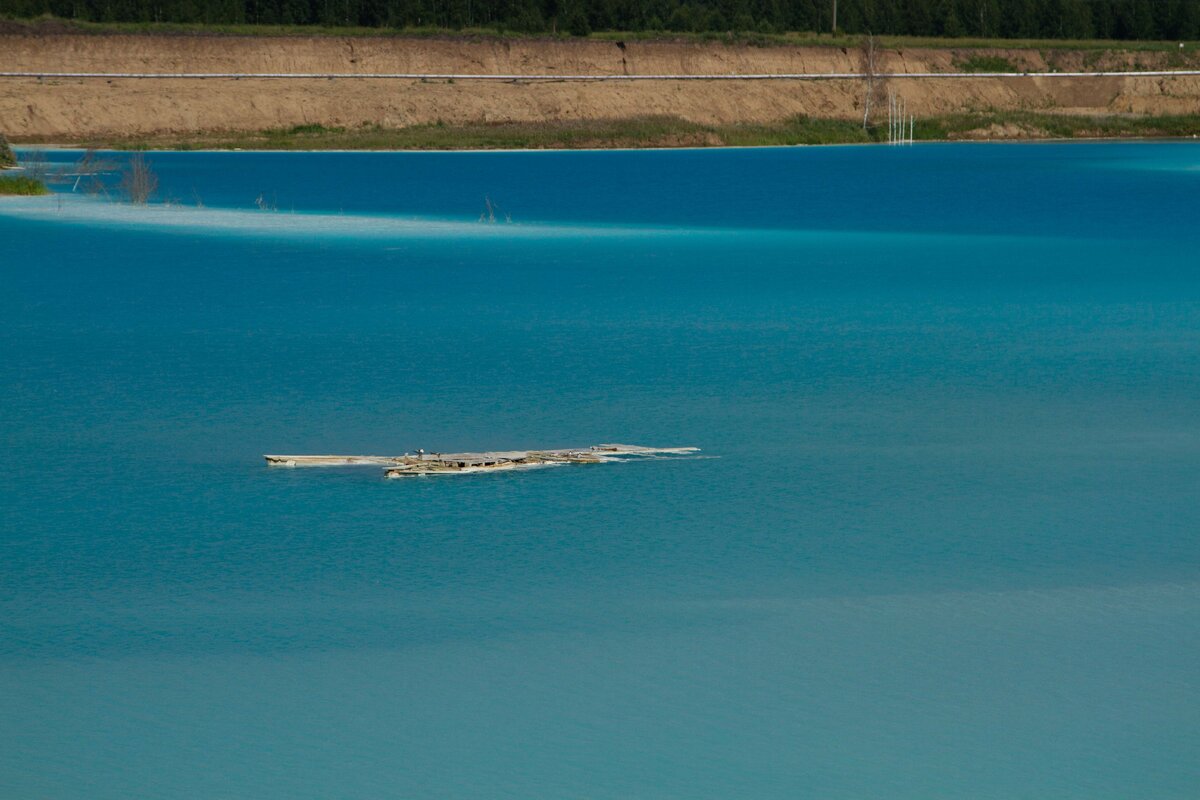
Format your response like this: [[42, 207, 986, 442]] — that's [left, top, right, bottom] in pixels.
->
[[2, 34, 1198, 139]]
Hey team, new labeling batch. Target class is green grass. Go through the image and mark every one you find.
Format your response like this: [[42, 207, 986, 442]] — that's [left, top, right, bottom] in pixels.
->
[[106, 117, 718, 150], [719, 117, 873, 146], [596, 30, 1200, 53], [0, 175, 50, 195], [855, 35, 1197, 53], [37, 112, 1199, 153], [285, 123, 341, 135], [3, 16, 1197, 54]]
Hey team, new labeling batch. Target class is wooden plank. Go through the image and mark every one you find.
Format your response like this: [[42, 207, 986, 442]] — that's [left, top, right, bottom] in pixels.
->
[[264, 444, 699, 470]]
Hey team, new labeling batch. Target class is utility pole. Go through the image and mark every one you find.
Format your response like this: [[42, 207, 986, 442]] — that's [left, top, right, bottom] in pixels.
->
[[832, 0, 837, 33]]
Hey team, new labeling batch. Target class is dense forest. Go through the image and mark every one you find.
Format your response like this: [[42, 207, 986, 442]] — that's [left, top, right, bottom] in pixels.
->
[[3, 0, 1199, 40]]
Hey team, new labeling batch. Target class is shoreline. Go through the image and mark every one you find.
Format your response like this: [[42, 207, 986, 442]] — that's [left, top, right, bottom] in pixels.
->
[[13, 137, 1200, 155], [12, 113, 1200, 152]]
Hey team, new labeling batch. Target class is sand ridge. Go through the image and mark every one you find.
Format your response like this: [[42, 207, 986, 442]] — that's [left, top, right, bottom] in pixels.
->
[[2, 34, 1199, 138]]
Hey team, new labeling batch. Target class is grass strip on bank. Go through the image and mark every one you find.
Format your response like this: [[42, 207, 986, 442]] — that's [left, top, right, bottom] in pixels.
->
[[0, 175, 49, 194], [52, 112, 1200, 152]]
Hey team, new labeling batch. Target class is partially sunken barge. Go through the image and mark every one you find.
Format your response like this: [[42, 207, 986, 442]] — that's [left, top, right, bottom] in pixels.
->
[[264, 444, 698, 478]]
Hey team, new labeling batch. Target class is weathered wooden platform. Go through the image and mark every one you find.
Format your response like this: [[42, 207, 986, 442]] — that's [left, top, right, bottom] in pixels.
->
[[264, 444, 698, 477]]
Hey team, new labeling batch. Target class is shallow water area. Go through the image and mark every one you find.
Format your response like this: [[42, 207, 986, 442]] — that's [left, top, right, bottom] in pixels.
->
[[2, 142, 1199, 799]]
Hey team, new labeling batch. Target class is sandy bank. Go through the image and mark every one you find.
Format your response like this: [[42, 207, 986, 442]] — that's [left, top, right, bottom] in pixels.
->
[[3, 34, 1200, 140]]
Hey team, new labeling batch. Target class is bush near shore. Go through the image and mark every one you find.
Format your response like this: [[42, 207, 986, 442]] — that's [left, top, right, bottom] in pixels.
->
[[0, 175, 49, 194], [0, 133, 15, 168], [64, 112, 1200, 152]]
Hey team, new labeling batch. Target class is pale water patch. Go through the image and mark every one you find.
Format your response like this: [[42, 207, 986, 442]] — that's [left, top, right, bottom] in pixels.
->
[[1083, 141, 1200, 173], [0, 194, 654, 240], [0, 193, 1092, 248]]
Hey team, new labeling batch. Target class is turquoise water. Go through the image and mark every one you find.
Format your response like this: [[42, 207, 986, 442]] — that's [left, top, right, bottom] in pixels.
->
[[2, 143, 1199, 798]]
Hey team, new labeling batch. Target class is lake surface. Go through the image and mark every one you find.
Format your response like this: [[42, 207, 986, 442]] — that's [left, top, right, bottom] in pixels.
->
[[2, 143, 1199, 798]]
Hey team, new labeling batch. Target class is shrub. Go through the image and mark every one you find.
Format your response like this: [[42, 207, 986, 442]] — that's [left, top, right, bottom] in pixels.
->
[[120, 153, 158, 204], [0, 175, 50, 195], [0, 133, 14, 168]]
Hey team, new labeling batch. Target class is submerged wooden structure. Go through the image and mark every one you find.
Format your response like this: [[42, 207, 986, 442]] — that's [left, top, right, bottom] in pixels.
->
[[264, 444, 698, 478]]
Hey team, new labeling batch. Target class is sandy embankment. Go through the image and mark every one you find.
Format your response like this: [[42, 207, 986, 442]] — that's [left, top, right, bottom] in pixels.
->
[[1, 34, 1199, 139]]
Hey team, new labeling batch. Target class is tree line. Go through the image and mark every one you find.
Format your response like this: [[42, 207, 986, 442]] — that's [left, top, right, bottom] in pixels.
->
[[4, 0, 1199, 40]]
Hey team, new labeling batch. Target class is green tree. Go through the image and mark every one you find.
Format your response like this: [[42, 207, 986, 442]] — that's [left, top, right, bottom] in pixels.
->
[[938, 0, 965, 35], [564, 0, 589, 34]]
